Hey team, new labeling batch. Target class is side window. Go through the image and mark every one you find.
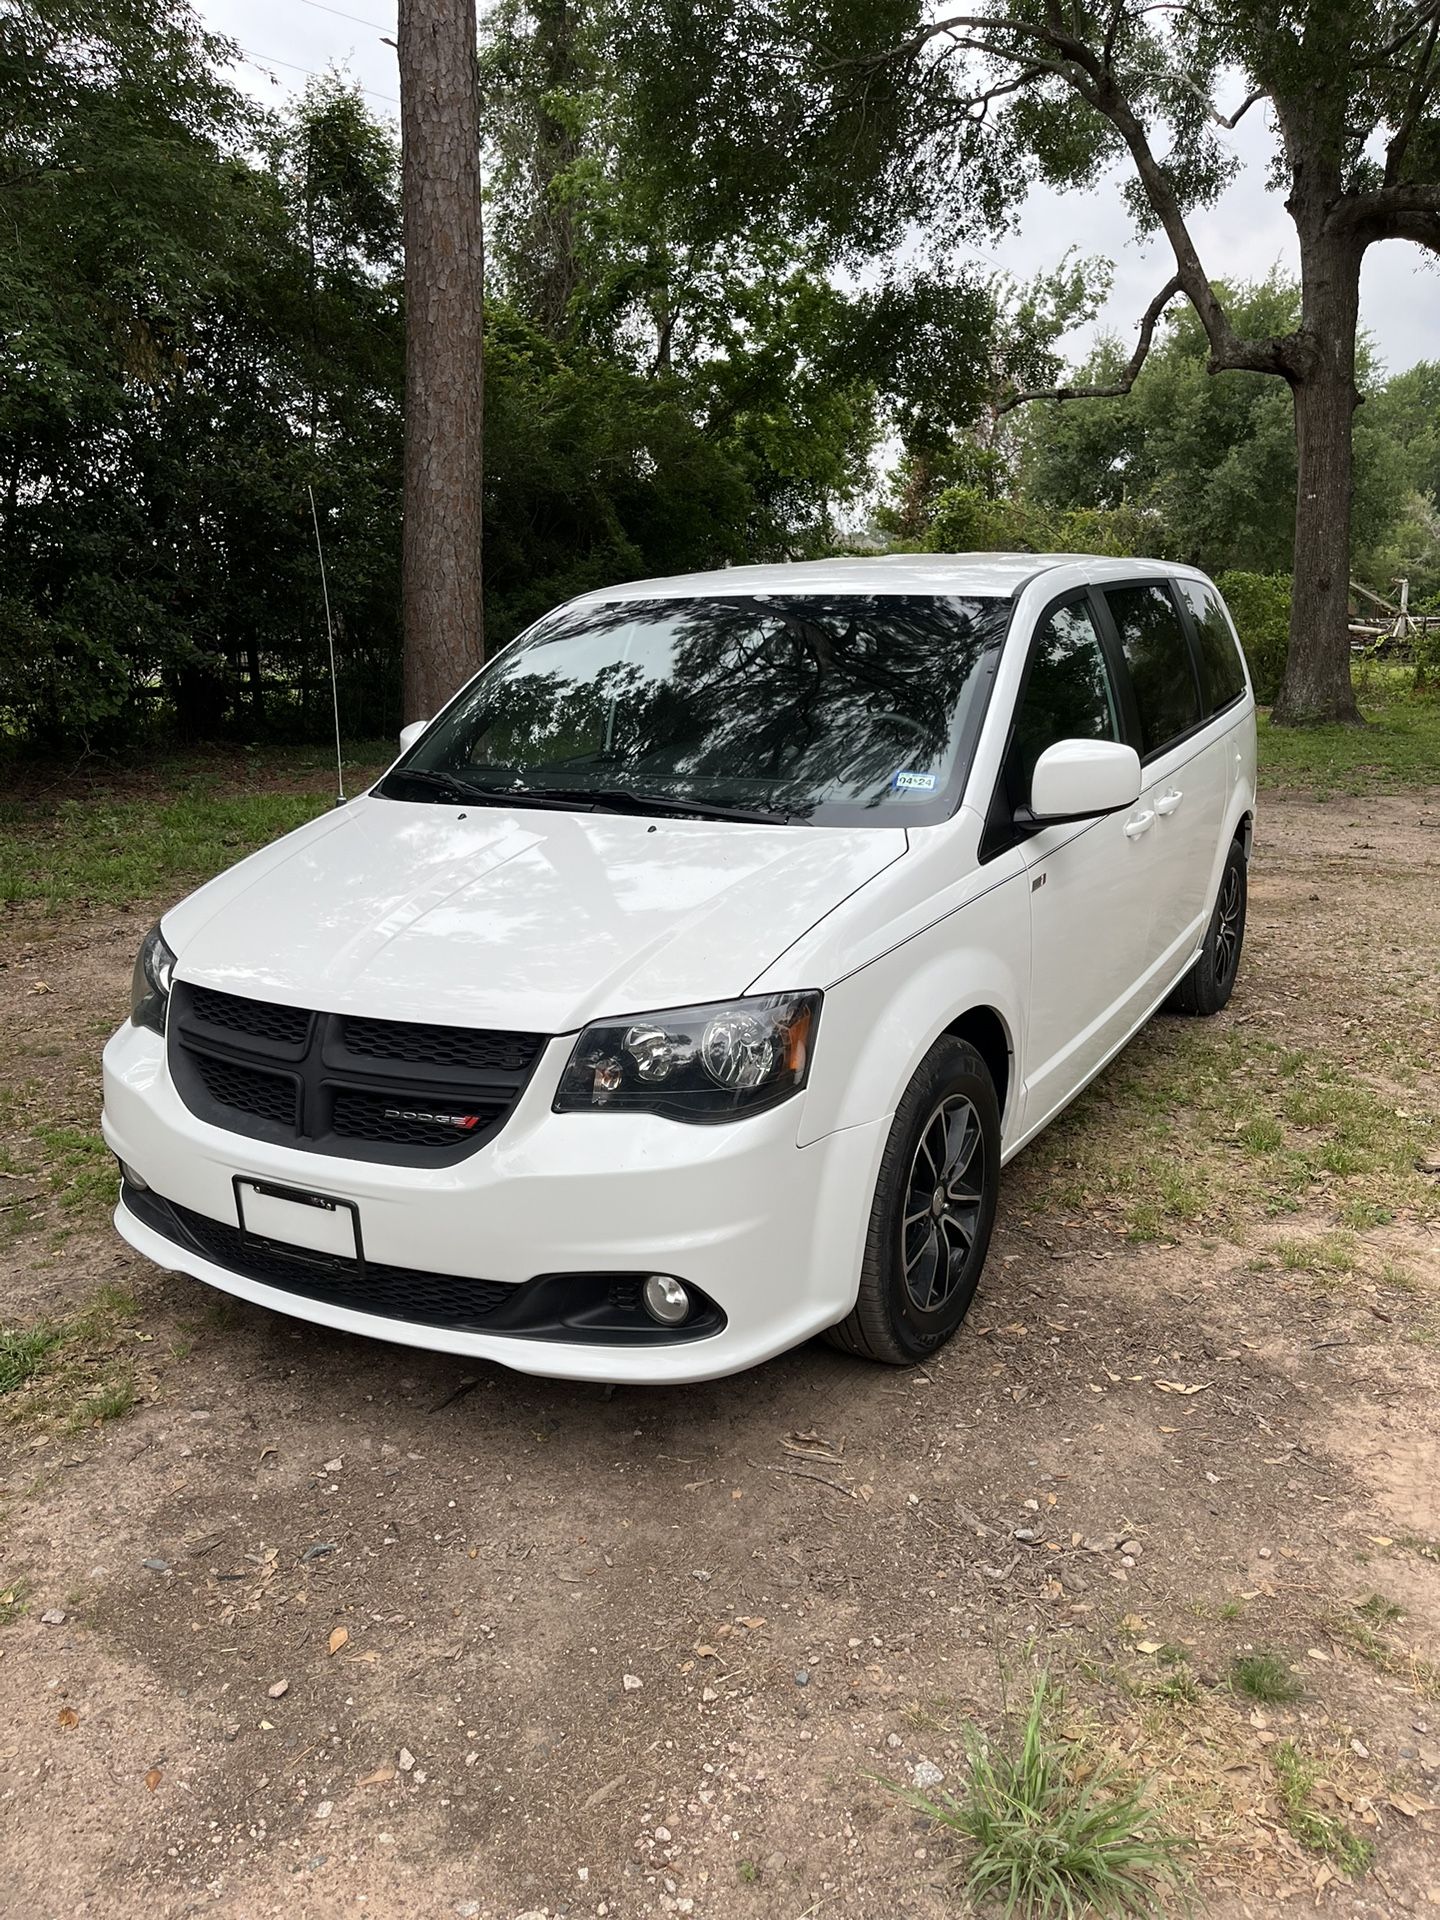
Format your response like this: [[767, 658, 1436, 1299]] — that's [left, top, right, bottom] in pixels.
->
[[1178, 578, 1248, 714], [1007, 599, 1120, 806], [1103, 582, 1202, 756]]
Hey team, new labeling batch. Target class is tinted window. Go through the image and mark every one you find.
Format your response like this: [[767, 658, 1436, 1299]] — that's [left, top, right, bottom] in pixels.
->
[[1008, 599, 1120, 804], [1104, 583, 1202, 755], [1178, 579, 1248, 713], [380, 594, 1010, 828]]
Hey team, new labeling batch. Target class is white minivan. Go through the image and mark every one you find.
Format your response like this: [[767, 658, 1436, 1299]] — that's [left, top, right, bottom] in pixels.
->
[[103, 554, 1256, 1382]]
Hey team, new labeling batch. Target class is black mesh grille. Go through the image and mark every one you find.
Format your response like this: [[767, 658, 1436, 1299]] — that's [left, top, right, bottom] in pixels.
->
[[196, 1054, 299, 1129], [330, 1089, 508, 1146], [190, 986, 310, 1049], [124, 1183, 511, 1331], [340, 1015, 542, 1074], [168, 982, 546, 1166]]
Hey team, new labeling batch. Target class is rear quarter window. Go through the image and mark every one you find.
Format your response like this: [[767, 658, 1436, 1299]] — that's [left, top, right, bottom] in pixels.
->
[[1178, 579, 1249, 713], [1103, 582, 1202, 756]]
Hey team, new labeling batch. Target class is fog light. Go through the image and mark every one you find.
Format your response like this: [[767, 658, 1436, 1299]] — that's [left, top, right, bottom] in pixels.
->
[[642, 1274, 690, 1326], [120, 1160, 149, 1192]]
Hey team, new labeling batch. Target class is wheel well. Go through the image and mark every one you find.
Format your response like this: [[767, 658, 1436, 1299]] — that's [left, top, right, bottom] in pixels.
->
[[1234, 811, 1254, 860], [945, 1006, 1011, 1122]]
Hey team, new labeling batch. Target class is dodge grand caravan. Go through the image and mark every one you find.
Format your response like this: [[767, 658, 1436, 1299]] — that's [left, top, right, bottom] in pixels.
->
[[103, 554, 1257, 1382]]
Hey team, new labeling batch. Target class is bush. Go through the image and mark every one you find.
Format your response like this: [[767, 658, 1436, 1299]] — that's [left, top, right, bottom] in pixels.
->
[[1216, 570, 1291, 702]]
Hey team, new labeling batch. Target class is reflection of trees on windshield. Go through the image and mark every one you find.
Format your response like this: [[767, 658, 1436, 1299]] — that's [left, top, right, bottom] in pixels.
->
[[402, 596, 1010, 821]]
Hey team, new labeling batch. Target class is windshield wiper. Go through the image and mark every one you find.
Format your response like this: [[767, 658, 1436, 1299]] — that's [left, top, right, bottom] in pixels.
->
[[383, 767, 601, 810], [384, 768, 793, 823], [516, 785, 797, 824]]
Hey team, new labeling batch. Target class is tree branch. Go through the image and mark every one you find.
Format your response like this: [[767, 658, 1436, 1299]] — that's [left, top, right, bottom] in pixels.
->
[[1328, 179, 1440, 239], [1383, 15, 1439, 185], [994, 272, 1183, 413]]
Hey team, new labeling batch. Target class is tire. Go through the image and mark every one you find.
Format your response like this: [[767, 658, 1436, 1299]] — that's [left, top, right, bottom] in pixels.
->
[[825, 1035, 1000, 1366], [1166, 837, 1247, 1017]]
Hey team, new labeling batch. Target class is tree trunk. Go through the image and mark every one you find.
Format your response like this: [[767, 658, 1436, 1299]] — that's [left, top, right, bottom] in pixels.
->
[[1271, 237, 1364, 727], [398, 0, 486, 725]]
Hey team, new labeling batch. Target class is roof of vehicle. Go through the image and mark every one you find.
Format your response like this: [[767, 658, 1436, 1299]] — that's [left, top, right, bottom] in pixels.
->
[[571, 552, 1196, 606]]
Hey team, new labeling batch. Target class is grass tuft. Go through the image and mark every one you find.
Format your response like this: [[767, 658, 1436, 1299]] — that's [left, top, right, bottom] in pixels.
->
[[1271, 1741, 1373, 1876], [1230, 1651, 1303, 1705], [0, 1322, 65, 1395], [893, 1674, 1189, 1917]]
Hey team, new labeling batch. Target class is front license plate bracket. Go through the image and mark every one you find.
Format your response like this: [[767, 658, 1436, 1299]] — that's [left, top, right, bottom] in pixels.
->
[[233, 1176, 364, 1271]]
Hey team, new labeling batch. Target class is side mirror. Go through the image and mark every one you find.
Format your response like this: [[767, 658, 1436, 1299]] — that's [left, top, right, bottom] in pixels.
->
[[398, 719, 428, 755], [1030, 739, 1141, 821]]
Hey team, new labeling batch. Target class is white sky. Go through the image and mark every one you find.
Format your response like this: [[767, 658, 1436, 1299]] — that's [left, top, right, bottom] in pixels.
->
[[199, 0, 1439, 378]]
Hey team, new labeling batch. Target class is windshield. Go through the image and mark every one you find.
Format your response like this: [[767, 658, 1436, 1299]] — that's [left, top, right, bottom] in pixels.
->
[[377, 593, 1011, 828]]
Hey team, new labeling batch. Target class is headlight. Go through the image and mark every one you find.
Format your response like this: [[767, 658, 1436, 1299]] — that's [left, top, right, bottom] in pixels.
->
[[131, 923, 176, 1035], [554, 992, 821, 1122]]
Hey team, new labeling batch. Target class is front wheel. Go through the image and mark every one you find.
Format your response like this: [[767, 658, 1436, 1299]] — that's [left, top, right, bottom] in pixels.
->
[[825, 1035, 1000, 1365], [1167, 837, 1248, 1017]]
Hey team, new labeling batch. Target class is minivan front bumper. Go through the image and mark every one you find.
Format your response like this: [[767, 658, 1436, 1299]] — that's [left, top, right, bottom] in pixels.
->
[[102, 1019, 888, 1383]]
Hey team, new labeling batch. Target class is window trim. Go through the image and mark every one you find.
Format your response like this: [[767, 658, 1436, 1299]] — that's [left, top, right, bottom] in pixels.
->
[[1092, 577, 1211, 766], [1171, 576, 1250, 720]]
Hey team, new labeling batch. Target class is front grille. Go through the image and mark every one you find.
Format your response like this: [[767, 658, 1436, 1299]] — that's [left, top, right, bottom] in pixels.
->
[[124, 1182, 511, 1330], [190, 985, 310, 1049], [340, 1015, 539, 1074], [196, 1053, 300, 1130], [168, 982, 547, 1166]]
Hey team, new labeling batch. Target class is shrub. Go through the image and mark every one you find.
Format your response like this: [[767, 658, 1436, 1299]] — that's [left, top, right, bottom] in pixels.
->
[[1216, 571, 1291, 702]]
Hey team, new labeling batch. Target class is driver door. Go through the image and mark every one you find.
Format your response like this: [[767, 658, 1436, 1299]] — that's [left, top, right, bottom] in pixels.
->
[[1006, 594, 1158, 1132]]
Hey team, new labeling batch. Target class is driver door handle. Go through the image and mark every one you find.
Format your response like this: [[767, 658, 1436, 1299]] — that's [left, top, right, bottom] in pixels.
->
[[1124, 810, 1155, 840], [1154, 789, 1184, 816]]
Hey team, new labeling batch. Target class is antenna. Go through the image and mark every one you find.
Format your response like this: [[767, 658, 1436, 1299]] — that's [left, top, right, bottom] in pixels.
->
[[307, 483, 346, 806]]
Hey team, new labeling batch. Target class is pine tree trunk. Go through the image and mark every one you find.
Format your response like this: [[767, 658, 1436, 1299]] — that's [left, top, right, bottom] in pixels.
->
[[1271, 238, 1363, 728], [398, 0, 485, 725]]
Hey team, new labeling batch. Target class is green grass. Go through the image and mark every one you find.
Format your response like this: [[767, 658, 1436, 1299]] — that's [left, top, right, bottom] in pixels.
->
[[32, 1124, 117, 1219], [0, 743, 389, 910], [1323, 1606, 1440, 1699], [0, 1578, 30, 1625], [1257, 668, 1440, 795], [1271, 1741, 1373, 1876], [0, 1322, 65, 1394], [1, 1285, 143, 1428], [894, 1675, 1189, 1918], [1020, 1018, 1438, 1243], [1230, 1651, 1303, 1705]]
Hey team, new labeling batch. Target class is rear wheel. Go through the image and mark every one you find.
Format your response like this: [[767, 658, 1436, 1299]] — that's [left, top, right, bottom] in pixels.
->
[[1167, 837, 1247, 1017], [825, 1035, 1000, 1365]]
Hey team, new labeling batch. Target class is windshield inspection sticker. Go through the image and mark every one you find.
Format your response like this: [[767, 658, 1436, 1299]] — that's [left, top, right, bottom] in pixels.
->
[[892, 769, 938, 793]]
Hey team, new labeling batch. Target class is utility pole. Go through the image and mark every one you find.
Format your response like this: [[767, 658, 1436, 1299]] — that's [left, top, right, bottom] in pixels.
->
[[397, 0, 485, 722]]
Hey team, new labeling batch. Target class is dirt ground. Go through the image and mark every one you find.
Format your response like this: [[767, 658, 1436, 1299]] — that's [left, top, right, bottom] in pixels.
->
[[1, 788, 1438, 1919]]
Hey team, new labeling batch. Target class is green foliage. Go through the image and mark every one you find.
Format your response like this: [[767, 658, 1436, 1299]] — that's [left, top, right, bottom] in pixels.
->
[[1214, 572, 1291, 703], [1271, 1743, 1373, 1876], [1230, 1651, 1302, 1705], [894, 1675, 1190, 1917]]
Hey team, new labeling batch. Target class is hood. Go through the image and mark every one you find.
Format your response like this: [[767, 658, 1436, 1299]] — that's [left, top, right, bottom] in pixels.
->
[[163, 794, 905, 1033]]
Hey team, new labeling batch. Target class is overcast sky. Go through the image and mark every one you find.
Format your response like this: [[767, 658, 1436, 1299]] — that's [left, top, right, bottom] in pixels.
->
[[199, 0, 1439, 378]]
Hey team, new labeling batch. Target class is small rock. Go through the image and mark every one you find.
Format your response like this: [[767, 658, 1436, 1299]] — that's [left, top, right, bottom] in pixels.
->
[[142, 1557, 171, 1573], [301, 1543, 336, 1564], [1257, 1546, 1272, 1559], [909, 1760, 944, 1790], [886, 1732, 903, 1750], [1351, 1738, 1369, 1758], [314, 1801, 333, 1820], [322, 1458, 343, 1473], [690, 1569, 711, 1582], [398, 1747, 416, 1771], [454, 1904, 480, 1919], [655, 1825, 671, 1842], [267, 1679, 290, 1699], [40, 1608, 67, 1626], [622, 1673, 643, 1691], [223, 1722, 241, 1741], [794, 1668, 810, 1686], [1119, 1539, 1142, 1557], [701, 1686, 718, 1703]]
